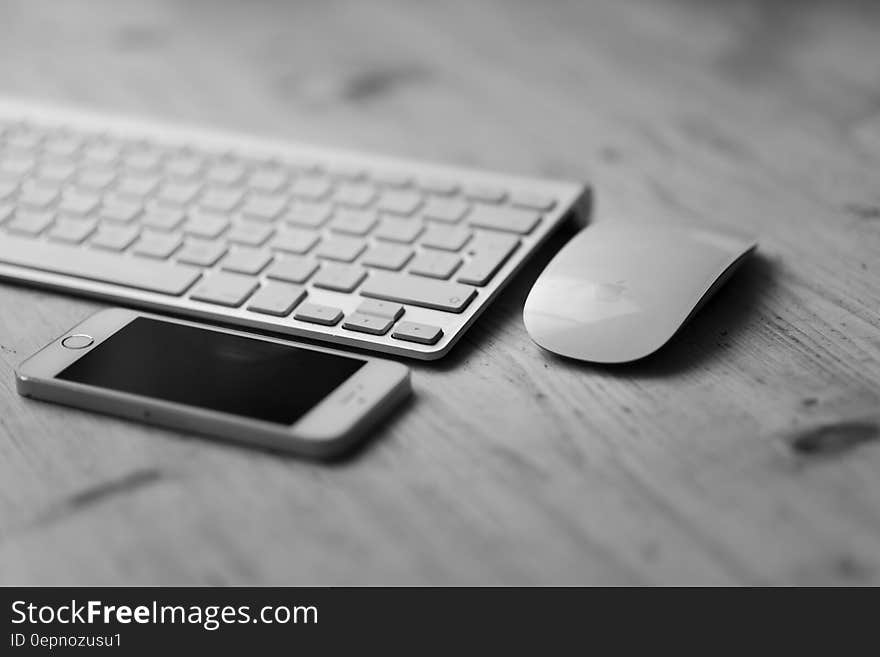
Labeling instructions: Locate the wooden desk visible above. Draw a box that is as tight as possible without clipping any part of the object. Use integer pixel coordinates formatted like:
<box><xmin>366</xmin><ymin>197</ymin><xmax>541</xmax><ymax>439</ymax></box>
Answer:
<box><xmin>1</xmin><ymin>0</ymin><xmax>878</xmax><ymax>585</ymax></box>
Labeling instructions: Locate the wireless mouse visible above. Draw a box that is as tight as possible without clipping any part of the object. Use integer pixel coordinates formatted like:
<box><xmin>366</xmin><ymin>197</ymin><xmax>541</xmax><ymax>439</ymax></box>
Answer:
<box><xmin>523</xmin><ymin>220</ymin><xmax>757</xmax><ymax>363</ymax></box>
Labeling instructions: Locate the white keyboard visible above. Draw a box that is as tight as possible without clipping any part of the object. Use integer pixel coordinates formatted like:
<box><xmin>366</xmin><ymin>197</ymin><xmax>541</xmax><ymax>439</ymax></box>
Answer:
<box><xmin>0</xmin><ymin>100</ymin><xmax>587</xmax><ymax>359</ymax></box>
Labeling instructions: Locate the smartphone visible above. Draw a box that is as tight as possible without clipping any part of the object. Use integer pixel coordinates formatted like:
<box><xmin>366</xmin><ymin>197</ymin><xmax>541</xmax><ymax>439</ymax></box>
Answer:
<box><xmin>15</xmin><ymin>308</ymin><xmax>411</xmax><ymax>457</ymax></box>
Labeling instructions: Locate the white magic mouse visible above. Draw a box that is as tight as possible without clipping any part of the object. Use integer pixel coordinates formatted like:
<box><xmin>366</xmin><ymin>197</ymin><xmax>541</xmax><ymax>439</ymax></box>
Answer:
<box><xmin>523</xmin><ymin>220</ymin><xmax>757</xmax><ymax>363</ymax></box>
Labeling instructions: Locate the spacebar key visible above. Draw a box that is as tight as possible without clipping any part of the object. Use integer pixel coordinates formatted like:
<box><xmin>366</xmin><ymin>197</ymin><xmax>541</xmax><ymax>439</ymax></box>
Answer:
<box><xmin>0</xmin><ymin>234</ymin><xmax>201</xmax><ymax>296</ymax></box>
<box><xmin>361</xmin><ymin>272</ymin><xmax>476</xmax><ymax>313</ymax></box>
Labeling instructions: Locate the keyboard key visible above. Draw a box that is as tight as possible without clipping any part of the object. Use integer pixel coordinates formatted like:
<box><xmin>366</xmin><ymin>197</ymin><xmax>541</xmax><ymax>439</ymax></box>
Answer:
<box><xmin>177</xmin><ymin>239</ymin><xmax>228</xmax><ymax>267</ymax></box>
<box><xmin>157</xmin><ymin>181</ymin><xmax>201</xmax><ymax>206</ymax></box>
<box><xmin>315</xmin><ymin>236</ymin><xmax>366</xmax><ymax>262</ymax></box>
<box><xmin>36</xmin><ymin>161</ymin><xmax>77</xmax><ymax>184</ymax></box>
<box><xmin>43</xmin><ymin>137</ymin><xmax>82</xmax><ymax>157</ymax></box>
<box><xmin>242</xmin><ymin>193</ymin><xmax>287</xmax><ymax>221</ymax></box>
<box><xmin>312</xmin><ymin>263</ymin><xmax>366</xmax><ymax>292</ymax></box>
<box><xmin>7</xmin><ymin>211</ymin><xmax>54</xmax><ymax>236</ymax></box>
<box><xmin>510</xmin><ymin>192</ymin><xmax>556</xmax><ymax>211</ymax></box>
<box><xmin>284</xmin><ymin>201</ymin><xmax>332</xmax><ymax>228</ymax></box>
<box><xmin>420</xmin><ymin>224</ymin><xmax>472</xmax><ymax>251</ymax></box>
<box><xmin>199</xmin><ymin>186</ymin><xmax>244</xmax><ymax>212</ymax></box>
<box><xmin>4</xmin><ymin>130</ymin><xmax>42</xmax><ymax>151</ymax></box>
<box><xmin>133</xmin><ymin>231</ymin><xmax>182</xmax><ymax>259</ymax></box>
<box><xmin>247</xmin><ymin>281</ymin><xmax>306</xmax><ymax>316</ymax></box>
<box><xmin>329</xmin><ymin>208</ymin><xmax>377</xmax><ymax>235</ymax></box>
<box><xmin>373</xmin><ymin>171</ymin><xmax>412</xmax><ymax>188</ymax></box>
<box><xmin>418</xmin><ymin>178</ymin><xmax>459</xmax><ymax>196</ymax></box>
<box><xmin>248</xmin><ymin>167</ymin><xmax>288</xmax><ymax>193</ymax></box>
<box><xmin>362</xmin><ymin>243</ymin><xmax>413</xmax><ymax>270</ymax></box>
<box><xmin>91</xmin><ymin>224</ymin><xmax>140</xmax><ymax>251</ymax></box>
<box><xmin>6</xmin><ymin>128</ymin><xmax>43</xmax><ymax>151</ymax></box>
<box><xmin>0</xmin><ymin>155</ymin><xmax>35</xmax><ymax>179</ymax></box>
<box><xmin>357</xmin><ymin>298</ymin><xmax>404</xmax><ymax>320</ymax></box>
<box><xmin>469</xmin><ymin>231</ymin><xmax>521</xmax><ymax>253</ymax></box>
<box><xmin>115</xmin><ymin>174</ymin><xmax>159</xmax><ymax>198</ymax></box>
<box><xmin>457</xmin><ymin>233</ymin><xmax>520</xmax><ymax>286</ymax></box>
<box><xmin>290</xmin><ymin>176</ymin><xmax>332</xmax><ymax>201</ymax></box>
<box><xmin>141</xmin><ymin>207</ymin><xmax>186</xmax><ymax>231</ymax></box>
<box><xmin>125</xmin><ymin>149</ymin><xmax>163</xmax><ymax>172</ymax></box>
<box><xmin>190</xmin><ymin>272</ymin><xmax>259</xmax><ymax>307</ymax></box>
<box><xmin>342</xmin><ymin>312</ymin><xmax>394</xmax><ymax>336</ymax></box>
<box><xmin>334</xmin><ymin>183</ymin><xmax>376</xmax><ymax>208</ymax></box>
<box><xmin>421</xmin><ymin>197</ymin><xmax>470</xmax><ymax>224</ymax></box>
<box><xmin>361</xmin><ymin>272</ymin><xmax>476</xmax><ymax>312</ymax></box>
<box><xmin>0</xmin><ymin>234</ymin><xmax>201</xmax><ymax>296</ymax></box>
<box><xmin>409</xmin><ymin>251</ymin><xmax>462</xmax><ymax>279</ymax></box>
<box><xmin>220</xmin><ymin>247</ymin><xmax>273</xmax><ymax>275</ymax></box>
<box><xmin>58</xmin><ymin>191</ymin><xmax>100</xmax><ymax>215</ymax></box>
<box><xmin>294</xmin><ymin>302</ymin><xmax>343</xmax><ymax>326</ymax></box>
<box><xmin>88</xmin><ymin>143</ymin><xmax>123</xmax><ymax>167</ymax></box>
<box><xmin>47</xmin><ymin>217</ymin><xmax>96</xmax><ymax>244</ymax></box>
<box><xmin>266</xmin><ymin>256</ymin><xmax>319</xmax><ymax>284</ymax></box>
<box><xmin>272</xmin><ymin>227</ymin><xmax>319</xmax><ymax>254</ymax></box>
<box><xmin>100</xmin><ymin>199</ymin><xmax>142</xmax><ymax>224</ymax></box>
<box><xmin>76</xmin><ymin>167</ymin><xmax>116</xmax><ymax>190</ymax></box>
<box><xmin>391</xmin><ymin>321</ymin><xmax>443</xmax><ymax>345</ymax></box>
<box><xmin>284</xmin><ymin>156</ymin><xmax>321</xmax><ymax>174</ymax></box>
<box><xmin>466</xmin><ymin>204</ymin><xmax>541</xmax><ymax>234</ymax></box>
<box><xmin>374</xmin><ymin>216</ymin><xmax>423</xmax><ymax>243</ymax></box>
<box><xmin>0</xmin><ymin>181</ymin><xmax>16</xmax><ymax>200</ymax></box>
<box><xmin>327</xmin><ymin>163</ymin><xmax>366</xmax><ymax>181</ymax></box>
<box><xmin>18</xmin><ymin>185</ymin><xmax>58</xmax><ymax>209</ymax></box>
<box><xmin>184</xmin><ymin>211</ymin><xmax>229</xmax><ymax>239</ymax></box>
<box><xmin>227</xmin><ymin>220</ymin><xmax>274</xmax><ymax>246</ymax></box>
<box><xmin>206</xmin><ymin>162</ymin><xmax>245</xmax><ymax>185</ymax></box>
<box><xmin>463</xmin><ymin>184</ymin><xmax>506</xmax><ymax>204</ymax></box>
<box><xmin>165</xmin><ymin>155</ymin><xmax>204</xmax><ymax>180</ymax></box>
<box><xmin>377</xmin><ymin>189</ymin><xmax>422</xmax><ymax>216</ymax></box>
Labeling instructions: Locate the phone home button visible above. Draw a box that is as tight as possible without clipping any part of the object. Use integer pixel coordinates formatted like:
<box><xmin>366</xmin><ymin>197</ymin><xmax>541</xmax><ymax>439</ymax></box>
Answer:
<box><xmin>61</xmin><ymin>334</ymin><xmax>94</xmax><ymax>349</ymax></box>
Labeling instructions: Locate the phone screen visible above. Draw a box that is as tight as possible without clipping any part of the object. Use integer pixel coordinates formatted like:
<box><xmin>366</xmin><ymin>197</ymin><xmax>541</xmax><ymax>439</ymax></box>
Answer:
<box><xmin>56</xmin><ymin>317</ymin><xmax>365</xmax><ymax>425</ymax></box>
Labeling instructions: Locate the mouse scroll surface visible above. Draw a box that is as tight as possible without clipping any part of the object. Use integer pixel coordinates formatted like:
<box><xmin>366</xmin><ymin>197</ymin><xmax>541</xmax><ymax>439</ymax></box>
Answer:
<box><xmin>523</xmin><ymin>221</ymin><xmax>756</xmax><ymax>363</ymax></box>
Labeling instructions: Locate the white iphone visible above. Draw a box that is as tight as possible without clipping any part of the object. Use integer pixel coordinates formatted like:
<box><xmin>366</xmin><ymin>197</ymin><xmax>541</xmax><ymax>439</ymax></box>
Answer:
<box><xmin>15</xmin><ymin>308</ymin><xmax>411</xmax><ymax>458</ymax></box>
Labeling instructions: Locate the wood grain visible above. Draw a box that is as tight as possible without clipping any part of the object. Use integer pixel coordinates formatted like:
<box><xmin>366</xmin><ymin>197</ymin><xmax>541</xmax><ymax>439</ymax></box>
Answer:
<box><xmin>0</xmin><ymin>0</ymin><xmax>879</xmax><ymax>585</ymax></box>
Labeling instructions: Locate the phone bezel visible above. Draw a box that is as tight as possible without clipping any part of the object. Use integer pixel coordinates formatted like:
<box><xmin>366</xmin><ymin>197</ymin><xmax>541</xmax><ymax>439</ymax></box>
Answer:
<box><xmin>15</xmin><ymin>308</ymin><xmax>411</xmax><ymax>457</ymax></box>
